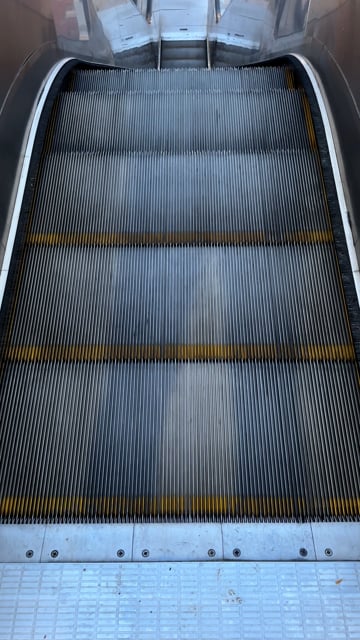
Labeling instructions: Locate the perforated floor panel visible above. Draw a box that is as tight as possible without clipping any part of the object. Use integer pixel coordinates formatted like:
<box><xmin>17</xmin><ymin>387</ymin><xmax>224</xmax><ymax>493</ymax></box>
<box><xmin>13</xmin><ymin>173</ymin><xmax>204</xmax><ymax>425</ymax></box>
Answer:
<box><xmin>0</xmin><ymin>561</ymin><xmax>359</xmax><ymax>639</ymax></box>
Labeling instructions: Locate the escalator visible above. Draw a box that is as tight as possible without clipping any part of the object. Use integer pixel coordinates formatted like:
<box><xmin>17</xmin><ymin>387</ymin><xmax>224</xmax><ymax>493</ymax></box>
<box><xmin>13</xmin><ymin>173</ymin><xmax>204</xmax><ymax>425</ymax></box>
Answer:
<box><xmin>0</xmin><ymin>63</ymin><xmax>359</xmax><ymax>524</ymax></box>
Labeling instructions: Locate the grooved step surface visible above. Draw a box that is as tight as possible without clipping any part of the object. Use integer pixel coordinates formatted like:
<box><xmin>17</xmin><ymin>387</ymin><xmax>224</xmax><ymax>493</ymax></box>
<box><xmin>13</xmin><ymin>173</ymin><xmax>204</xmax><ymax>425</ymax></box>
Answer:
<box><xmin>71</xmin><ymin>66</ymin><xmax>290</xmax><ymax>92</ymax></box>
<box><xmin>30</xmin><ymin>150</ymin><xmax>329</xmax><ymax>238</ymax></box>
<box><xmin>1</xmin><ymin>361</ymin><xmax>359</xmax><ymax>520</ymax></box>
<box><xmin>7</xmin><ymin>245</ymin><xmax>350</xmax><ymax>349</ymax></box>
<box><xmin>1</xmin><ymin>562</ymin><xmax>360</xmax><ymax>640</ymax></box>
<box><xmin>50</xmin><ymin>90</ymin><xmax>310</xmax><ymax>152</ymax></box>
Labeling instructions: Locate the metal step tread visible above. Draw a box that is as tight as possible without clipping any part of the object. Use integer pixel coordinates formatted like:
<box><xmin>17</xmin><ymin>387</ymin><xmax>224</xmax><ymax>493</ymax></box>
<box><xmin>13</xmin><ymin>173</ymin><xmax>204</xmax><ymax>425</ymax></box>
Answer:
<box><xmin>7</xmin><ymin>245</ymin><xmax>350</xmax><ymax>349</ymax></box>
<box><xmin>1</xmin><ymin>361</ymin><xmax>359</xmax><ymax>521</ymax></box>
<box><xmin>50</xmin><ymin>90</ymin><xmax>310</xmax><ymax>152</ymax></box>
<box><xmin>70</xmin><ymin>66</ymin><xmax>291</xmax><ymax>92</ymax></box>
<box><xmin>31</xmin><ymin>150</ymin><xmax>329</xmax><ymax>238</ymax></box>
<box><xmin>1</xmin><ymin>560</ymin><xmax>359</xmax><ymax>640</ymax></box>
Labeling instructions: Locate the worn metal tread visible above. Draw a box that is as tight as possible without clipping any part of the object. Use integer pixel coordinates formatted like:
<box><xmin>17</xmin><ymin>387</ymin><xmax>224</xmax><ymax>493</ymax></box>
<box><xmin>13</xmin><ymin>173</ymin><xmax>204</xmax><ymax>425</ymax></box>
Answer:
<box><xmin>49</xmin><ymin>90</ymin><xmax>310</xmax><ymax>152</ymax></box>
<box><xmin>6</xmin><ymin>245</ymin><xmax>351</xmax><ymax>349</ymax></box>
<box><xmin>0</xmin><ymin>361</ymin><xmax>359</xmax><ymax>521</ymax></box>
<box><xmin>70</xmin><ymin>66</ymin><xmax>291</xmax><ymax>92</ymax></box>
<box><xmin>30</xmin><ymin>150</ymin><xmax>329</xmax><ymax>238</ymax></box>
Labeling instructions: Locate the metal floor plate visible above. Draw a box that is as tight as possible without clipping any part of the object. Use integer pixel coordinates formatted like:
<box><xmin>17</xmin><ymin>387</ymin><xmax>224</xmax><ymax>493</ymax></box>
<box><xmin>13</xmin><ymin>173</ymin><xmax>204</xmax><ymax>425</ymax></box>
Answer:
<box><xmin>0</xmin><ymin>561</ymin><xmax>359</xmax><ymax>640</ymax></box>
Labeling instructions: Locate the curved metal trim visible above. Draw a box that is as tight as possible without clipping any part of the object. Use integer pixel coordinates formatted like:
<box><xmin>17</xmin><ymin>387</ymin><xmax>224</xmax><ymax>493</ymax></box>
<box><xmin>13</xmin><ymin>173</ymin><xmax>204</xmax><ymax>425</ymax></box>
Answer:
<box><xmin>0</xmin><ymin>57</ymin><xmax>74</xmax><ymax>308</ymax></box>
<box><xmin>289</xmin><ymin>53</ymin><xmax>360</xmax><ymax>304</ymax></box>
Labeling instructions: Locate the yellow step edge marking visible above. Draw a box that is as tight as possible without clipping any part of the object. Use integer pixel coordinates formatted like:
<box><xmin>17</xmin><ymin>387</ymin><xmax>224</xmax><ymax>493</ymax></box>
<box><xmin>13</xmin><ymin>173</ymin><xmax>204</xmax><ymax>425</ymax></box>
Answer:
<box><xmin>285</xmin><ymin>67</ymin><xmax>296</xmax><ymax>90</ymax></box>
<box><xmin>285</xmin><ymin>230</ymin><xmax>333</xmax><ymax>244</ymax></box>
<box><xmin>301</xmin><ymin>93</ymin><xmax>317</xmax><ymax>151</ymax></box>
<box><xmin>2</xmin><ymin>495</ymin><xmax>359</xmax><ymax>518</ymax></box>
<box><xmin>5</xmin><ymin>343</ymin><xmax>356</xmax><ymax>363</ymax></box>
<box><xmin>27</xmin><ymin>230</ymin><xmax>333</xmax><ymax>247</ymax></box>
<box><xmin>300</xmin><ymin>344</ymin><xmax>355</xmax><ymax>361</ymax></box>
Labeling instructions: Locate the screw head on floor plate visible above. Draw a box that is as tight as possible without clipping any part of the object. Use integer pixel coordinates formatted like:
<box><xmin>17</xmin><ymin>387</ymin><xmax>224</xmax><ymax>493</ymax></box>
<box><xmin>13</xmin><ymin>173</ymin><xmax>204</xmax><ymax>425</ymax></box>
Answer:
<box><xmin>25</xmin><ymin>550</ymin><xmax>34</xmax><ymax>559</ymax></box>
<box><xmin>117</xmin><ymin>549</ymin><xmax>125</xmax><ymax>558</ymax></box>
<box><xmin>299</xmin><ymin>548</ymin><xmax>308</xmax><ymax>558</ymax></box>
<box><xmin>50</xmin><ymin>549</ymin><xmax>59</xmax><ymax>559</ymax></box>
<box><xmin>324</xmin><ymin>548</ymin><xmax>333</xmax><ymax>557</ymax></box>
<box><xmin>233</xmin><ymin>548</ymin><xmax>241</xmax><ymax>558</ymax></box>
<box><xmin>208</xmin><ymin>548</ymin><xmax>216</xmax><ymax>558</ymax></box>
<box><xmin>142</xmin><ymin>549</ymin><xmax>150</xmax><ymax>558</ymax></box>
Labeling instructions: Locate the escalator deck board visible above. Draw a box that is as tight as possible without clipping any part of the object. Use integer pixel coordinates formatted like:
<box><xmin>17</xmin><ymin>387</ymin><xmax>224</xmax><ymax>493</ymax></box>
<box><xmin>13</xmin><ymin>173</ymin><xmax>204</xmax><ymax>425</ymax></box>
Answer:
<box><xmin>0</xmin><ymin>65</ymin><xmax>359</xmax><ymax>523</ymax></box>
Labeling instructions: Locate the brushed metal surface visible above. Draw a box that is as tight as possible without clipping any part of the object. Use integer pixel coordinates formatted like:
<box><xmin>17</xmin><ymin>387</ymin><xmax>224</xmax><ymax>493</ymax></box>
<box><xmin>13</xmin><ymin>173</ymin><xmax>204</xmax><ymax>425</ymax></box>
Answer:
<box><xmin>132</xmin><ymin>523</ymin><xmax>223</xmax><ymax>562</ymax></box>
<box><xmin>222</xmin><ymin>523</ymin><xmax>316</xmax><ymax>561</ymax></box>
<box><xmin>41</xmin><ymin>524</ymin><xmax>134</xmax><ymax>562</ymax></box>
<box><xmin>312</xmin><ymin>522</ymin><xmax>360</xmax><ymax>561</ymax></box>
<box><xmin>0</xmin><ymin>525</ymin><xmax>46</xmax><ymax>563</ymax></box>
<box><xmin>2</xmin><ymin>523</ymin><xmax>360</xmax><ymax>562</ymax></box>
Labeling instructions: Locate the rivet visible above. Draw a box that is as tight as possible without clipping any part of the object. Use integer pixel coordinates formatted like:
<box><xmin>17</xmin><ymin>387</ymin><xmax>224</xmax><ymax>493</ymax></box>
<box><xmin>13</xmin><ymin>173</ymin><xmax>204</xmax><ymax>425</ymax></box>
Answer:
<box><xmin>142</xmin><ymin>549</ymin><xmax>150</xmax><ymax>558</ymax></box>
<box><xmin>325</xmin><ymin>548</ymin><xmax>333</xmax><ymax>557</ymax></box>
<box><xmin>25</xmin><ymin>550</ymin><xmax>34</xmax><ymax>559</ymax></box>
<box><xmin>50</xmin><ymin>549</ymin><xmax>59</xmax><ymax>559</ymax></box>
<box><xmin>208</xmin><ymin>548</ymin><xmax>216</xmax><ymax>558</ymax></box>
<box><xmin>233</xmin><ymin>548</ymin><xmax>241</xmax><ymax>558</ymax></box>
<box><xmin>299</xmin><ymin>548</ymin><xmax>308</xmax><ymax>557</ymax></box>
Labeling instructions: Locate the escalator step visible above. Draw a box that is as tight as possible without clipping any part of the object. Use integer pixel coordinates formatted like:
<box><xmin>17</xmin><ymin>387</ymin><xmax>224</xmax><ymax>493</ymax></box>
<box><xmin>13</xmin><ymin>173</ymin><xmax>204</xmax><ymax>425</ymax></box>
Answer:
<box><xmin>50</xmin><ymin>90</ymin><xmax>310</xmax><ymax>152</ymax></box>
<box><xmin>29</xmin><ymin>150</ymin><xmax>329</xmax><ymax>240</ymax></box>
<box><xmin>70</xmin><ymin>66</ymin><xmax>290</xmax><ymax>92</ymax></box>
<box><xmin>1</xmin><ymin>360</ymin><xmax>359</xmax><ymax>521</ymax></box>
<box><xmin>6</xmin><ymin>245</ymin><xmax>351</xmax><ymax>352</ymax></box>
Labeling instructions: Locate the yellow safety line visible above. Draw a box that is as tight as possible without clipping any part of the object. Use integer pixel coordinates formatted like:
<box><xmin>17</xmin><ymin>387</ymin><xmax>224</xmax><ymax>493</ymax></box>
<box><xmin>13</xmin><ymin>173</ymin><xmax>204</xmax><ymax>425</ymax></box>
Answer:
<box><xmin>1</xmin><ymin>495</ymin><xmax>359</xmax><ymax>519</ymax></box>
<box><xmin>285</xmin><ymin>230</ymin><xmax>333</xmax><ymax>244</ymax></box>
<box><xmin>4</xmin><ymin>343</ymin><xmax>356</xmax><ymax>363</ymax></box>
<box><xmin>26</xmin><ymin>230</ymin><xmax>333</xmax><ymax>247</ymax></box>
<box><xmin>285</xmin><ymin>67</ymin><xmax>296</xmax><ymax>90</ymax></box>
<box><xmin>302</xmin><ymin>92</ymin><xmax>317</xmax><ymax>151</ymax></box>
<box><xmin>299</xmin><ymin>344</ymin><xmax>355</xmax><ymax>361</ymax></box>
